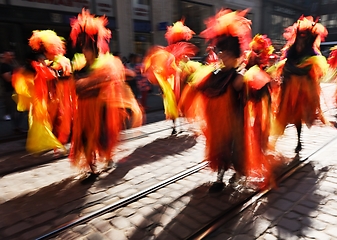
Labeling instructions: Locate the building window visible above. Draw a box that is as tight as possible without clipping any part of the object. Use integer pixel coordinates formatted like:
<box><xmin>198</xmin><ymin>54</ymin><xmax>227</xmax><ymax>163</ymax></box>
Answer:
<box><xmin>321</xmin><ymin>14</ymin><xmax>328</xmax><ymax>26</ymax></box>
<box><xmin>137</xmin><ymin>0</ymin><xmax>149</xmax><ymax>4</ymax></box>
<box><xmin>178</xmin><ymin>1</ymin><xmax>212</xmax><ymax>35</ymax></box>
<box><xmin>174</xmin><ymin>1</ymin><xmax>213</xmax><ymax>55</ymax></box>
<box><xmin>328</xmin><ymin>14</ymin><xmax>337</xmax><ymax>28</ymax></box>
<box><xmin>270</xmin><ymin>14</ymin><xmax>295</xmax><ymax>46</ymax></box>
<box><xmin>134</xmin><ymin>32</ymin><xmax>151</xmax><ymax>55</ymax></box>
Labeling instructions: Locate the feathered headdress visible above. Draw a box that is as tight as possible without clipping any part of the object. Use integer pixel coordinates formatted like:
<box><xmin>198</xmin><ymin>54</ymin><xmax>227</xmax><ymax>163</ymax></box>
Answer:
<box><xmin>248</xmin><ymin>34</ymin><xmax>274</xmax><ymax>67</ymax></box>
<box><xmin>70</xmin><ymin>8</ymin><xmax>111</xmax><ymax>54</ymax></box>
<box><xmin>282</xmin><ymin>15</ymin><xmax>328</xmax><ymax>56</ymax></box>
<box><xmin>249</xmin><ymin>34</ymin><xmax>274</xmax><ymax>55</ymax></box>
<box><xmin>29</xmin><ymin>30</ymin><xmax>66</xmax><ymax>56</ymax></box>
<box><xmin>328</xmin><ymin>46</ymin><xmax>337</xmax><ymax>69</ymax></box>
<box><xmin>199</xmin><ymin>9</ymin><xmax>252</xmax><ymax>54</ymax></box>
<box><xmin>165</xmin><ymin>20</ymin><xmax>195</xmax><ymax>45</ymax></box>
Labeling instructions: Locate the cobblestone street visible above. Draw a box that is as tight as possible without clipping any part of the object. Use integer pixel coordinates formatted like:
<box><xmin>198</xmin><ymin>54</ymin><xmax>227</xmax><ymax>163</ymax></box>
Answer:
<box><xmin>0</xmin><ymin>84</ymin><xmax>337</xmax><ymax>240</ymax></box>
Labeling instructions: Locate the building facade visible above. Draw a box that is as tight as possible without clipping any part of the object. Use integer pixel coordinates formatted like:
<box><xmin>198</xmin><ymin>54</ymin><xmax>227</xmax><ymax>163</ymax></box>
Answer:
<box><xmin>0</xmin><ymin>0</ymin><xmax>263</xmax><ymax>61</ymax></box>
<box><xmin>2</xmin><ymin>0</ymin><xmax>334</xmax><ymax>61</ymax></box>
<box><xmin>260</xmin><ymin>0</ymin><xmax>317</xmax><ymax>51</ymax></box>
<box><xmin>151</xmin><ymin>0</ymin><xmax>262</xmax><ymax>56</ymax></box>
<box><xmin>311</xmin><ymin>0</ymin><xmax>337</xmax><ymax>42</ymax></box>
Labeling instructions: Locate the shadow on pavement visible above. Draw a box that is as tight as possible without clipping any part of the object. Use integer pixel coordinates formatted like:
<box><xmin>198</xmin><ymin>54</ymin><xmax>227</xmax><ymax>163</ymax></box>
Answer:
<box><xmin>96</xmin><ymin>133</ymin><xmax>198</xmax><ymax>189</ymax></box>
<box><xmin>0</xmin><ymin>177</ymin><xmax>96</xmax><ymax>239</ymax></box>
<box><xmin>127</xmin><ymin>161</ymin><xmax>324</xmax><ymax>240</ymax></box>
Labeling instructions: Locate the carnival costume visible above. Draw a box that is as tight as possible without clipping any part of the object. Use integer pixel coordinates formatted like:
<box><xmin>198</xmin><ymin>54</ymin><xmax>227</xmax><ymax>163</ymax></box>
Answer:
<box><xmin>12</xmin><ymin>30</ymin><xmax>73</xmax><ymax>153</ymax></box>
<box><xmin>69</xmin><ymin>9</ymin><xmax>142</xmax><ymax>173</ymax></box>
<box><xmin>270</xmin><ymin>16</ymin><xmax>329</xmax><ymax>152</ymax></box>
<box><xmin>240</xmin><ymin>34</ymin><xmax>278</xmax><ymax>188</ymax></box>
<box><xmin>143</xmin><ymin>20</ymin><xmax>198</xmax><ymax>133</ymax></box>
<box><xmin>326</xmin><ymin>46</ymin><xmax>337</xmax><ymax>103</ymax></box>
<box><xmin>179</xmin><ymin>9</ymin><xmax>252</xmax><ymax>191</ymax></box>
<box><xmin>328</xmin><ymin>46</ymin><xmax>337</xmax><ymax>70</ymax></box>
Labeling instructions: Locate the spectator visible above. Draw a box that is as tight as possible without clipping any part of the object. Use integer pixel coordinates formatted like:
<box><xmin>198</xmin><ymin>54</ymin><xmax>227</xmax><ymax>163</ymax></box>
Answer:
<box><xmin>0</xmin><ymin>49</ymin><xmax>25</xmax><ymax>133</ymax></box>
<box><xmin>125</xmin><ymin>53</ymin><xmax>139</xmax><ymax>98</ymax></box>
<box><xmin>134</xmin><ymin>54</ymin><xmax>151</xmax><ymax>110</ymax></box>
<box><xmin>0</xmin><ymin>50</ymin><xmax>15</xmax><ymax>121</ymax></box>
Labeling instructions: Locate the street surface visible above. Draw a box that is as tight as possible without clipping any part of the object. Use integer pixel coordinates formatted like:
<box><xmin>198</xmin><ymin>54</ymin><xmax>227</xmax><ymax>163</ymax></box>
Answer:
<box><xmin>0</xmin><ymin>83</ymin><xmax>337</xmax><ymax>240</ymax></box>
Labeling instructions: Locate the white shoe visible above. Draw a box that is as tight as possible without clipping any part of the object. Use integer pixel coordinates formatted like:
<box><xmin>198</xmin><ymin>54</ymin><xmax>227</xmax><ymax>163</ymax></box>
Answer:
<box><xmin>3</xmin><ymin>115</ymin><xmax>11</xmax><ymax>121</ymax></box>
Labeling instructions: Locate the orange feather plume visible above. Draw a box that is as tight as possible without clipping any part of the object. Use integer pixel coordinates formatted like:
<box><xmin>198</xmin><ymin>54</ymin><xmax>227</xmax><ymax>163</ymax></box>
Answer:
<box><xmin>165</xmin><ymin>19</ymin><xmax>195</xmax><ymax>45</ymax></box>
<box><xmin>328</xmin><ymin>46</ymin><xmax>337</xmax><ymax>69</ymax></box>
<box><xmin>70</xmin><ymin>8</ymin><xmax>111</xmax><ymax>54</ymax></box>
<box><xmin>281</xmin><ymin>15</ymin><xmax>328</xmax><ymax>56</ymax></box>
<box><xmin>28</xmin><ymin>30</ymin><xmax>66</xmax><ymax>56</ymax></box>
<box><xmin>200</xmin><ymin>9</ymin><xmax>252</xmax><ymax>54</ymax></box>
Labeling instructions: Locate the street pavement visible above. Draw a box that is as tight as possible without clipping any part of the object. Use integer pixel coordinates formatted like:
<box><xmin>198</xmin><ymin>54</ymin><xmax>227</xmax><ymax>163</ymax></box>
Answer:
<box><xmin>0</xmin><ymin>83</ymin><xmax>337</xmax><ymax>240</ymax></box>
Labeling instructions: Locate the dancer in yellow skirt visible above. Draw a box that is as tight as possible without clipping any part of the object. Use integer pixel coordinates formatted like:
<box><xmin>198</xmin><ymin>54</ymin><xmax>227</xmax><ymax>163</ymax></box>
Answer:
<box><xmin>12</xmin><ymin>30</ymin><xmax>73</xmax><ymax>154</ymax></box>
<box><xmin>143</xmin><ymin>20</ymin><xmax>198</xmax><ymax>134</ymax></box>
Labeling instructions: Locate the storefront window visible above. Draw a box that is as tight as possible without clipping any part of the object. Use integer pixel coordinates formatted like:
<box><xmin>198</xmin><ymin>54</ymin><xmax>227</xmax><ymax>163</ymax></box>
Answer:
<box><xmin>132</xmin><ymin>0</ymin><xmax>151</xmax><ymax>55</ymax></box>
<box><xmin>179</xmin><ymin>1</ymin><xmax>212</xmax><ymax>35</ymax></box>
<box><xmin>134</xmin><ymin>32</ymin><xmax>152</xmax><ymax>55</ymax></box>
<box><xmin>270</xmin><ymin>14</ymin><xmax>294</xmax><ymax>43</ymax></box>
<box><xmin>137</xmin><ymin>0</ymin><xmax>149</xmax><ymax>4</ymax></box>
<box><xmin>110</xmin><ymin>29</ymin><xmax>118</xmax><ymax>54</ymax></box>
<box><xmin>172</xmin><ymin>1</ymin><xmax>212</xmax><ymax>55</ymax></box>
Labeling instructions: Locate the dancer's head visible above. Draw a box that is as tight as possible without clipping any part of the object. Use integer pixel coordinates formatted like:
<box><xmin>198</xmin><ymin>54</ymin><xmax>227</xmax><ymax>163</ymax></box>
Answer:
<box><xmin>70</xmin><ymin>8</ymin><xmax>111</xmax><ymax>62</ymax></box>
<box><xmin>246</xmin><ymin>34</ymin><xmax>274</xmax><ymax>69</ymax></box>
<box><xmin>28</xmin><ymin>30</ymin><xmax>66</xmax><ymax>60</ymax></box>
<box><xmin>282</xmin><ymin>15</ymin><xmax>328</xmax><ymax>58</ymax></box>
<box><xmin>215</xmin><ymin>35</ymin><xmax>241</xmax><ymax>69</ymax></box>
<box><xmin>200</xmin><ymin>9</ymin><xmax>252</xmax><ymax>68</ymax></box>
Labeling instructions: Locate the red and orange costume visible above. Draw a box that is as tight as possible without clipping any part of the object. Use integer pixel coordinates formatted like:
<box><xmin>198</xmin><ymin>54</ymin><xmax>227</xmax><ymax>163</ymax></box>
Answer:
<box><xmin>270</xmin><ymin>16</ymin><xmax>329</xmax><ymax>152</ymax></box>
<box><xmin>178</xmin><ymin>9</ymin><xmax>252</xmax><ymax>190</ymax></box>
<box><xmin>12</xmin><ymin>30</ymin><xmax>73</xmax><ymax>153</ymax></box>
<box><xmin>143</xmin><ymin>20</ymin><xmax>198</xmax><ymax>131</ymax></box>
<box><xmin>69</xmin><ymin>9</ymin><xmax>142</xmax><ymax>173</ymax></box>
<box><xmin>240</xmin><ymin>34</ymin><xmax>277</xmax><ymax>188</ymax></box>
<box><xmin>180</xmin><ymin>10</ymin><xmax>286</xmax><ymax>190</ymax></box>
<box><xmin>325</xmin><ymin>46</ymin><xmax>337</xmax><ymax>103</ymax></box>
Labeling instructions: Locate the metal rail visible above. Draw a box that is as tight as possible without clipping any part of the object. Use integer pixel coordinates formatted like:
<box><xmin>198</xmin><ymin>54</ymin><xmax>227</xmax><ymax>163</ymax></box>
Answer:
<box><xmin>187</xmin><ymin>135</ymin><xmax>337</xmax><ymax>239</ymax></box>
<box><xmin>35</xmin><ymin>161</ymin><xmax>208</xmax><ymax>240</ymax></box>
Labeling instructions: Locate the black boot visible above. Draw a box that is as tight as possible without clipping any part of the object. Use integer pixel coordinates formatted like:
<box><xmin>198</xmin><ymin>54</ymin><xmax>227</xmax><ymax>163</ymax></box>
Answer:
<box><xmin>209</xmin><ymin>181</ymin><xmax>225</xmax><ymax>193</ymax></box>
<box><xmin>209</xmin><ymin>168</ymin><xmax>225</xmax><ymax>193</ymax></box>
<box><xmin>295</xmin><ymin>141</ymin><xmax>302</xmax><ymax>153</ymax></box>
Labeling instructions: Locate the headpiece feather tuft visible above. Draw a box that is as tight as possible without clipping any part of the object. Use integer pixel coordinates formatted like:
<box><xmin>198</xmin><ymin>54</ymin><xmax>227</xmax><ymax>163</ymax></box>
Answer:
<box><xmin>165</xmin><ymin>19</ymin><xmax>195</xmax><ymax>45</ymax></box>
<box><xmin>281</xmin><ymin>15</ymin><xmax>328</xmax><ymax>56</ymax></box>
<box><xmin>70</xmin><ymin>8</ymin><xmax>111</xmax><ymax>54</ymax></box>
<box><xmin>28</xmin><ymin>30</ymin><xmax>66</xmax><ymax>56</ymax></box>
<box><xmin>199</xmin><ymin>9</ymin><xmax>252</xmax><ymax>54</ymax></box>
<box><xmin>249</xmin><ymin>34</ymin><xmax>274</xmax><ymax>66</ymax></box>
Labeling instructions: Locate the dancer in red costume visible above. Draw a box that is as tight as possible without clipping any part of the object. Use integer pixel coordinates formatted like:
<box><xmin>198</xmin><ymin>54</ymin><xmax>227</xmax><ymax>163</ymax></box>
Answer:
<box><xmin>271</xmin><ymin>16</ymin><xmax>329</xmax><ymax>153</ymax></box>
<box><xmin>179</xmin><ymin>9</ymin><xmax>252</xmax><ymax>192</ymax></box>
<box><xmin>12</xmin><ymin>30</ymin><xmax>73</xmax><ymax>153</ymax></box>
<box><xmin>69</xmin><ymin>9</ymin><xmax>142</xmax><ymax>177</ymax></box>
<box><xmin>239</xmin><ymin>34</ymin><xmax>280</xmax><ymax>189</ymax></box>
<box><xmin>322</xmin><ymin>46</ymin><xmax>337</xmax><ymax>104</ymax></box>
<box><xmin>143</xmin><ymin>20</ymin><xmax>198</xmax><ymax>134</ymax></box>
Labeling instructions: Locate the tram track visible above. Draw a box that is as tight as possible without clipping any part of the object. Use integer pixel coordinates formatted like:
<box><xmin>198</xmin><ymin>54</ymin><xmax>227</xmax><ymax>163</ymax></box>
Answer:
<box><xmin>32</xmin><ymin>128</ymin><xmax>337</xmax><ymax>240</ymax></box>
<box><xmin>36</xmin><ymin>162</ymin><xmax>208</xmax><ymax>240</ymax></box>
<box><xmin>187</xmin><ymin>135</ymin><xmax>337</xmax><ymax>240</ymax></box>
